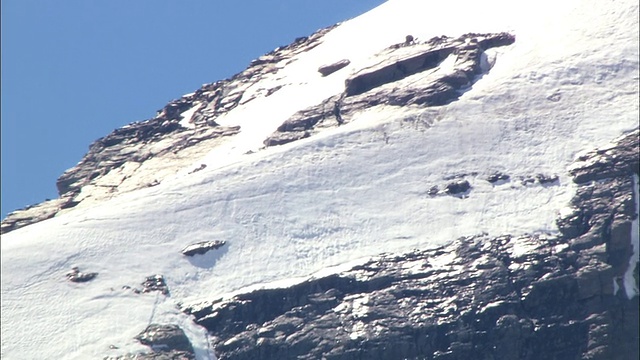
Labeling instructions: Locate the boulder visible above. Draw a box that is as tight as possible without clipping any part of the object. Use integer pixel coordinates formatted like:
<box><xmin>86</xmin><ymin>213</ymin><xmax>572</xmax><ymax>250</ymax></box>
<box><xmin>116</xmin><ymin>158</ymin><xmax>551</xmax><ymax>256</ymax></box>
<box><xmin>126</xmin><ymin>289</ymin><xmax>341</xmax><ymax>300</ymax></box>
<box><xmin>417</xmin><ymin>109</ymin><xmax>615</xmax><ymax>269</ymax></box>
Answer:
<box><xmin>181</xmin><ymin>240</ymin><xmax>226</xmax><ymax>256</ymax></box>
<box><xmin>445</xmin><ymin>179</ymin><xmax>471</xmax><ymax>195</ymax></box>
<box><xmin>487</xmin><ymin>172</ymin><xmax>510</xmax><ymax>183</ymax></box>
<box><xmin>135</xmin><ymin>324</ymin><xmax>195</xmax><ymax>354</ymax></box>
<box><xmin>66</xmin><ymin>267</ymin><xmax>98</xmax><ymax>283</ymax></box>
<box><xmin>317</xmin><ymin>59</ymin><xmax>350</xmax><ymax>77</ymax></box>
<box><xmin>108</xmin><ymin>324</ymin><xmax>196</xmax><ymax>360</ymax></box>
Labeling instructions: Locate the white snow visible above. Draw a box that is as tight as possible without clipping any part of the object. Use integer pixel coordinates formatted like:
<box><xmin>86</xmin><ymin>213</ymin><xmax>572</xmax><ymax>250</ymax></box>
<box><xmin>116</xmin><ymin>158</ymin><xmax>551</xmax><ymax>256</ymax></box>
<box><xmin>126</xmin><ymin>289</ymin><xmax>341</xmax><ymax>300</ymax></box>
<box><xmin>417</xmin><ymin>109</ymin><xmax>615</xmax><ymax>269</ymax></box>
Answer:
<box><xmin>178</xmin><ymin>105</ymin><xmax>200</xmax><ymax>129</ymax></box>
<box><xmin>1</xmin><ymin>0</ymin><xmax>639</xmax><ymax>359</ymax></box>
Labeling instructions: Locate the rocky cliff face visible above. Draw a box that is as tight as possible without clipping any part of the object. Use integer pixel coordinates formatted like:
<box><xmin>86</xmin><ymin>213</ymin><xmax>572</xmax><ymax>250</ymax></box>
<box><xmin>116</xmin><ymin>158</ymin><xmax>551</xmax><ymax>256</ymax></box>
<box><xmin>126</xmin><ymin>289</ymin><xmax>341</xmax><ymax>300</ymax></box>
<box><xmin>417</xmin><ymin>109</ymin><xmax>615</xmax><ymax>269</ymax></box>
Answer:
<box><xmin>183</xmin><ymin>130</ymin><xmax>639</xmax><ymax>360</ymax></box>
<box><xmin>1</xmin><ymin>30</ymin><xmax>513</xmax><ymax>234</ymax></box>
<box><xmin>1</xmin><ymin>26</ymin><xmax>335</xmax><ymax>234</ymax></box>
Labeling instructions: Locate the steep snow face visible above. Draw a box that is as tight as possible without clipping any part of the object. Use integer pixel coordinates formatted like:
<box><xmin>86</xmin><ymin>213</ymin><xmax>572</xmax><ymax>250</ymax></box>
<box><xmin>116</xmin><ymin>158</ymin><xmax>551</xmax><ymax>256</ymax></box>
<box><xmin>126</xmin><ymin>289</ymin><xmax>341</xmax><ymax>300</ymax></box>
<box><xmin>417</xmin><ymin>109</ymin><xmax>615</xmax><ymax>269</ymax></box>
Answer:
<box><xmin>1</xmin><ymin>0</ymin><xmax>638</xmax><ymax>359</ymax></box>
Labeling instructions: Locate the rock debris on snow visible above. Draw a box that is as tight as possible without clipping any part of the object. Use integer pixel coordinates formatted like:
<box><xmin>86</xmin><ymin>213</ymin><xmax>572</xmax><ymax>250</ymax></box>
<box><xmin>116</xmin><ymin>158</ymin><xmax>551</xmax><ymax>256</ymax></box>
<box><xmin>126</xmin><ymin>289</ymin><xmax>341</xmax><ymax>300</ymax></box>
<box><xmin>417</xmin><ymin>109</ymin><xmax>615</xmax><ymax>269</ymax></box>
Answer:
<box><xmin>181</xmin><ymin>240</ymin><xmax>226</xmax><ymax>257</ymax></box>
<box><xmin>66</xmin><ymin>267</ymin><xmax>98</xmax><ymax>283</ymax></box>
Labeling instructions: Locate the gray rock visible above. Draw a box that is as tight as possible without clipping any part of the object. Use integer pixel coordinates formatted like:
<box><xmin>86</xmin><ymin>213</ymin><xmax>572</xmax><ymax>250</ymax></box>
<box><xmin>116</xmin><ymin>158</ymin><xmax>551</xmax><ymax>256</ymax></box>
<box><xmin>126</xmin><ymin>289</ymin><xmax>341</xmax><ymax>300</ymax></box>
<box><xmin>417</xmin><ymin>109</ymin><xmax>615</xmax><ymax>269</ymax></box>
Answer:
<box><xmin>141</xmin><ymin>274</ymin><xmax>170</xmax><ymax>295</ymax></box>
<box><xmin>107</xmin><ymin>324</ymin><xmax>195</xmax><ymax>360</ymax></box>
<box><xmin>487</xmin><ymin>172</ymin><xmax>510</xmax><ymax>183</ymax></box>
<box><xmin>66</xmin><ymin>267</ymin><xmax>98</xmax><ymax>283</ymax></box>
<box><xmin>535</xmin><ymin>173</ymin><xmax>559</xmax><ymax>184</ymax></box>
<box><xmin>181</xmin><ymin>240</ymin><xmax>226</xmax><ymax>256</ymax></box>
<box><xmin>108</xmin><ymin>350</ymin><xmax>194</xmax><ymax>360</ymax></box>
<box><xmin>570</xmin><ymin>130</ymin><xmax>639</xmax><ymax>184</ymax></box>
<box><xmin>135</xmin><ymin>324</ymin><xmax>195</xmax><ymax>354</ymax></box>
<box><xmin>405</xmin><ymin>34</ymin><xmax>414</xmax><ymax>44</ymax></box>
<box><xmin>445</xmin><ymin>179</ymin><xmax>471</xmax><ymax>195</ymax></box>
<box><xmin>318</xmin><ymin>59</ymin><xmax>350</xmax><ymax>77</ymax></box>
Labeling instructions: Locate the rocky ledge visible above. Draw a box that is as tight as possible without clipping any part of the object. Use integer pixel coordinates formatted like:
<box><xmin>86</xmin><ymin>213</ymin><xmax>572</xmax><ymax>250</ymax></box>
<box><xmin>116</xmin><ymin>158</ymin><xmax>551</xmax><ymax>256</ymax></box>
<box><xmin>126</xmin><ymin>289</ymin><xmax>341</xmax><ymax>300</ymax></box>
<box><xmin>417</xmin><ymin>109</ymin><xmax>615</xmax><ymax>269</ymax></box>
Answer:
<box><xmin>183</xmin><ymin>130</ymin><xmax>639</xmax><ymax>360</ymax></box>
<box><xmin>1</xmin><ymin>26</ymin><xmax>336</xmax><ymax>234</ymax></box>
<box><xmin>263</xmin><ymin>32</ymin><xmax>515</xmax><ymax>147</ymax></box>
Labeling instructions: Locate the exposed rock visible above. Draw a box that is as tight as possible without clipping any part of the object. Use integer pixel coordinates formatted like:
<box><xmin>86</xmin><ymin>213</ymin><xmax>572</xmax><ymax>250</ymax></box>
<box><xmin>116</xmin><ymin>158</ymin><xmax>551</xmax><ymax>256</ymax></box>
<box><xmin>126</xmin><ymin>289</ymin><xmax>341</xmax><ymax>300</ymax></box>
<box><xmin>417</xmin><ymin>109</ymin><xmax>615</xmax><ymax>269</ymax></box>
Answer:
<box><xmin>66</xmin><ymin>266</ymin><xmax>98</xmax><ymax>283</ymax></box>
<box><xmin>345</xmin><ymin>32</ymin><xmax>514</xmax><ymax>97</ymax></box>
<box><xmin>183</xmin><ymin>132</ymin><xmax>639</xmax><ymax>360</ymax></box>
<box><xmin>0</xmin><ymin>197</ymin><xmax>72</xmax><ymax>234</ymax></box>
<box><xmin>181</xmin><ymin>240</ymin><xmax>226</xmax><ymax>256</ymax></box>
<box><xmin>265</xmin><ymin>32</ymin><xmax>515</xmax><ymax>147</ymax></box>
<box><xmin>1</xmin><ymin>25</ymin><xmax>338</xmax><ymax>234</ymax></box>
<box><xmin>141</xmin><ymin>275</ymin><xmax>170</xmax><ymax>295</ymax></box>
<box><xmin>135</xmin><ymin>324</ymin><xmax>195</xmax><ymax>354</ymax></box>
<box><xmin>188</xmin><ymin>164</ymin><xmax>207</xmax><ymax>174</ymax></box>
<box><xmin>487</xmin><ymin>172</ymin><xmax>510</xmax><ymax>183</ymax></box>
<box><xmin>108</xmin><ymin>352</ymin><xmax>194</xmax><ymax>360</ymax></box>
<box><xmin>569</xmin><ymin>130</ymin><xmax>639</xmax><ymax>184</ymax></box>
<box><xmin>107</xmin><ymin>324</ymin><xmax>195</xmax><ymax>360</ymax></box>
<box><xmin>318</xmin><ymin>59</ymin><xmax>351</xmax><ymax>76</ymax></box>
<box><xmin>186</xmin><ymin>231</ymin><xmax>635</xmax><ymax>360</ymax></box>
<box><xmin>535</xmin><ymin>173</ymin><xmax>559</xmax><ymax>184</ymax></box>
<box><xmin>405</xmin><ymin>34</ymin><xmax>414</xmax><ymax>44</ymax></box>
<box><xmin>445</xmin><ymin>179</ymin><xmax>471</xmax><ymax>195</ymax></box>
<box><xmin>519</xmin><ymin>173</ymin><xmax>560</xmax><ymax>186</ymax></box>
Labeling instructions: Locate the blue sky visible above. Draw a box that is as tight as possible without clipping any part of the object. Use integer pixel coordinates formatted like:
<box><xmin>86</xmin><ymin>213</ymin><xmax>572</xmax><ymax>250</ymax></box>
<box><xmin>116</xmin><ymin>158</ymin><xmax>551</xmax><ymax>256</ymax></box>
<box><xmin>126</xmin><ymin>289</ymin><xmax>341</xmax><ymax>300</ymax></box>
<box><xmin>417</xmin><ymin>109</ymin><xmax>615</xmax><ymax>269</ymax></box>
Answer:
<box><xmin>1</xmin><ymin>0</ymin><xmax>386</xmax><ymax>218</ymax></box>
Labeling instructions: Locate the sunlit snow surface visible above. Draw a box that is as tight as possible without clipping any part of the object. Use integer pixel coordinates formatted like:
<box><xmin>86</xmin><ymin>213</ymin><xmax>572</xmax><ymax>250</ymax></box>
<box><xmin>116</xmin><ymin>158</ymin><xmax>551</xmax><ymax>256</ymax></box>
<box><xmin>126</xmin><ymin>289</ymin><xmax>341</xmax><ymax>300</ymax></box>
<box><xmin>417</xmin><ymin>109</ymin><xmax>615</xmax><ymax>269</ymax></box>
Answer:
<box><xmin>2</xmin><ymin>0</ymin><xmax>639</xmax><ymax>359</ymax></box>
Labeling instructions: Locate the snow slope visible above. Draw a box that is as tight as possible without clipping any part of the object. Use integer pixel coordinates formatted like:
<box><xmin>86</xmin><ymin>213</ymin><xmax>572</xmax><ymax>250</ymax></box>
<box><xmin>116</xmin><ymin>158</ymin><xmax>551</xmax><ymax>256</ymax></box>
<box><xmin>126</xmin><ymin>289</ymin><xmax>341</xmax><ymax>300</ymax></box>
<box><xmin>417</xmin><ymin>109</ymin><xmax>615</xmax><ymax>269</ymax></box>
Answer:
<box><xmin>2</xmin><ymin>0</ymin><xmax>638</xmax><ymax>359</ymax></box>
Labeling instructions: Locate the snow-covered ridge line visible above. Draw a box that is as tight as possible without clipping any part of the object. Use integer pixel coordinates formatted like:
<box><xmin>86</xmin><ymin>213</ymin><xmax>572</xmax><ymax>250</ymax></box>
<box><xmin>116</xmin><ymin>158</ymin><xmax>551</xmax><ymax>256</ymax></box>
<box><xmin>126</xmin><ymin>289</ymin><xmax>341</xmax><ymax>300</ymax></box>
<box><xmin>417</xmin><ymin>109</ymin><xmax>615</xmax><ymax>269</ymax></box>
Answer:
<box><xmin>0</xmin><ymin>25</ymin><xmax>338</xmax><ymax>234</ymax></box>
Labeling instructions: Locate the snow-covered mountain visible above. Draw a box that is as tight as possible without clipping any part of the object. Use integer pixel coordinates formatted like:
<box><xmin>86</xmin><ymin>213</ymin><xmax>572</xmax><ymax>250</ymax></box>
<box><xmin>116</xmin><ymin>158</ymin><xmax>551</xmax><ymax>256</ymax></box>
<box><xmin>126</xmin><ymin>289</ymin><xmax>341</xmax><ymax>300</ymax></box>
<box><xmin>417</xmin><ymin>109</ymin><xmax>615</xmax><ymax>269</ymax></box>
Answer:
<box><xmin>1</xmin><ymin>0</ymin><xmax>638</xmax><ymax>359</ymax></box>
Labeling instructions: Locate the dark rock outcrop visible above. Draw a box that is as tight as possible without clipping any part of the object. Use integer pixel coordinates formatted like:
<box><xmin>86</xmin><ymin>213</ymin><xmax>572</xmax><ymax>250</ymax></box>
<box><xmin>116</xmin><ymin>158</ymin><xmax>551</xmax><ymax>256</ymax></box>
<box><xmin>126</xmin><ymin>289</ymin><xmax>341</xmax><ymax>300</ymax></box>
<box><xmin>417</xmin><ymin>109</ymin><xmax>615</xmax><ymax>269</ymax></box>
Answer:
<box><xmin>141</xmin><ymin>274</ymin><xmax>170</xmax><ymax>295</ymax></box>
<box><xmin>569</xmin><ymin>130</ymin><xmax>639</xmax><ymax>184</ymax></box>
<box><xmin>183</xmin><ymin>130</ymin><xmax>639</xmax><ymax>360</ymax></box>
<box><xmin>110</xmin><ymin>352</ymin><xmax>194</xmax><ymax>360</ymax></box>
<box><xmin>487</xmin><ymin>172</ymin><xmax>510</xmax><ymax>183</ymax></box>
<box><xmin>182</xmin><ymin>240</ymin><xmax>226</xmax><ymax>256</ymax></box>
<box><xmin>265</xmin><ymin>32</ymin><xmax>515</xmax><ymax>147</ymax></box>
<box><xmin>66</xmin><ymin>266</ymin><xmax>98</xmax><ymax>283</ymax></box>
<box><xmin>122</xmin><ymin>274</ymin><xmax>171</xmax><ymax>295</ymax></box>
<box><xmin>108</xmin><ymin>324</ymin><xmax>195</xmax><ymax>360</ymax></box>
<box><xmin>135</xmin><ymin>324</ymin><xmax>195</xmax><ymax>354</ymax></box>
<box><xmin>445</xmin><ymin>180</ymin><xmax>471</xmax><ymax>195</ymax></box>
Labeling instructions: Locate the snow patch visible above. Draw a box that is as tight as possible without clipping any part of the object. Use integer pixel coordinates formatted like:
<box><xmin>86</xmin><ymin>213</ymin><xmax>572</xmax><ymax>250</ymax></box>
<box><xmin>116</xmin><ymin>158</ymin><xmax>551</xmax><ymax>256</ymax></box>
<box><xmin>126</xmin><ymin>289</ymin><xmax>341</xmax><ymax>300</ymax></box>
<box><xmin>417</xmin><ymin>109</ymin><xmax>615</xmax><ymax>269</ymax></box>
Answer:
<box><xmin>179</xmin><ymin>105</ymin><xmax>200</xmax><ymax>129</ymax></box>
